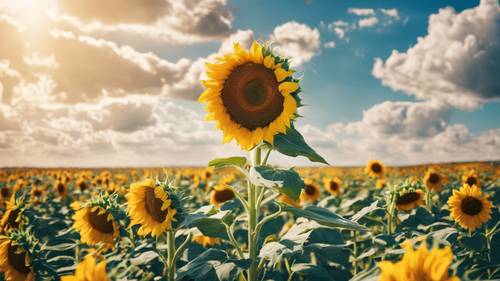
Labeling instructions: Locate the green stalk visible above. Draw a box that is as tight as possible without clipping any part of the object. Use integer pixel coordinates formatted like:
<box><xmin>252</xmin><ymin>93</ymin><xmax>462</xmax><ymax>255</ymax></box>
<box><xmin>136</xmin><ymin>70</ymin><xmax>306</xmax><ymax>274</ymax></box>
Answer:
<box><xmin>387</xmin><ymin>194</ymin><xmax>396</xmax><ymax>235</ymax></box>
<box><xmin>247</xmin><ymin>147</ymin><xmax>262</xmax><ymax>281</ymax></box>
<box><xmin>166</xmin><ymin>230</ymin><xmax>176</xmax><ymax>281</ymax></box>
<box><xmin>425</xmin><ymin>188</ymin><xmax>432</xmax><ymax>211</ymax></box>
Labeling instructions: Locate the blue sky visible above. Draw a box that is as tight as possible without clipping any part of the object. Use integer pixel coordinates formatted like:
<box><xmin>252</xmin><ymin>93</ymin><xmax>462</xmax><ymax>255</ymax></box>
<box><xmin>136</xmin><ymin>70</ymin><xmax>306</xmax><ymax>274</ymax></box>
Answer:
<box><xmin>0</xmin><ymin>0</ymin><xmax>498</xmax><ymax>166</ymax></box>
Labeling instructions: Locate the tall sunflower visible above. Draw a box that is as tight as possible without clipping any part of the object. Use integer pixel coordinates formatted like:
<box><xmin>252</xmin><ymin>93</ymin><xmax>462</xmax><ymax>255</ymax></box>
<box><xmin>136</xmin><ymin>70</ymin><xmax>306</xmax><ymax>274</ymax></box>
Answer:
<box><xmin>447</xmin><ymin>184</ymin><xmax>492</xmax><ymax>231</ymax></box>
<box><xmin>300</xmin><ymin>179</ymin><xmax>320</xmax><ymax>203</ymax></box>
<box><xmin>365</xmin><ymin>160</ymin><xmax>385</xmax><ymax>178</ymax></box>
<box><xmin>378</xmin><ymin>241</ymin><xmax>459</xmax><ymax>281</ymax></box>
<box><xmin>462</xmin><ymin>171</ymin><xmax>481</xmax><ymax>188</ymax></box>
<box><xmin>424</xmin><ymin>168</ymin><xmax>447</xmax><ymax>192</ymax></box>
<box><xmin>323</xmin><ymin>177</ymin><xmax>342</xmax><ymax>196</ymax></box>
<box><xmin>0</xmin><ymin>239</ymin><xmax>34</xmax><ymax>281</ymax></box>
<box><xmin>61</xmin><ymin>255</ymin><xmax>109</xmax><ymax>281</ymax></box>
<box><xmin>127</xmin><ymin>179</ymin><xmax>179</xmax><ymax>237</ymax></box>
<box><xmin>72</xmin><ymin>206</ymin><xmax>119</xmax><ymax>248</ymax></box>
<box><xmin>210</xmin><ymin>185</ymin><xmax>235</xmax><ymax>207</ymax></box>
<box><xmin>198</xmin><ymin>41</ymin><xmax>300</xmax><ymax>150</ymax></box>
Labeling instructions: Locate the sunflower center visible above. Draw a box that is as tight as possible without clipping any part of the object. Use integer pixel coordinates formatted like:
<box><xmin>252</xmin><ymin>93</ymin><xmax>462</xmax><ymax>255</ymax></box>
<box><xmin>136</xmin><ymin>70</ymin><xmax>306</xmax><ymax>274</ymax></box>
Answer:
<box><xmin>329</xmin><ymin>182</ymin><xmax>338</xmax><ymax>191</ymax></box>
<box><xmin>466</xmin><ymin>176</ymin><xmax>477</xmax><ymax>186</ymax></box>
<box><xmin>33</xmin><ymin>190</ymin><xmax>42</xmax><ymax>197</ymax></box>
<box><xmin>371</xmin><ymin>163</ymin><xmax>382</xmax><ymax>173</ymax></box>
<box><xmin>428</xmin><ymin>173</ymin><xmax>440</xmax><ymax>184</ymax></box>
<box><xmin>213</xmin><ymin>189</ymin><xmax>235</xmax><ymax>203</ymax></box>
<box><xmin>222</xmin><ymin>62</ymin><xmax>284</xmax><ymax>130</ymax></box>
<box><xmin>145</xmin><ymin>187</ymin><xmax>168</xmax><ymax>223</ymax></box>
<box><xmin>396</xmin><ymin>192</ymin><xmax>420</xmax><ymax>205</ymax></box>
<box><xmin>7</xmin><ymin>244</ymin><xmax>30</xmax><ymax>274</ymax></box>
<box><xmin>57</xmin><ymin>183</ymin><xmax>65</xmax><ymax>194</ymax></box>
<box><xmin>460</xmin><ymin>196</ymin><xmax>483</xmax><ymax>216</ymax></box>
<box><xmin>1</xmin><ymin>187</ymin><xmax>10</xmax><ymax>197</ymax></box>
<box><xmin>88</xmin><ymin>209</ymin><xmax>114</xmax><ymax>234</ymax></box>
<box><xmin>79</xmin><ymin>181</ymin><xmax>87</xmax><ymax>191</ymax></box>
<box><xmin>305</xmin><ymin>184</ymin><xmax>316</xmax><ymax>195</ymax></box>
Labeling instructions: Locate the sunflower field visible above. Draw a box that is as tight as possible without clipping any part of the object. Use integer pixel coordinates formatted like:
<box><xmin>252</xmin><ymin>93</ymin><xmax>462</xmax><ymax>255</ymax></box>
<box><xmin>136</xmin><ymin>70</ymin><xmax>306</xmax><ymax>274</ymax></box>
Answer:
<box><xmin>0</xmin><ymin>42</ymin><xmax>498</xmax><ymax>281</ymax></box>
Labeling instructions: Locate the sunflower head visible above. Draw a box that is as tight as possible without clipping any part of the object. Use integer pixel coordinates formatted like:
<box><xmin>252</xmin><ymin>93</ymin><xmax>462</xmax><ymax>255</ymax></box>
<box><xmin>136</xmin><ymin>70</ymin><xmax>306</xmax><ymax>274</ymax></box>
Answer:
<box><xmin>300</xmin><ymin>179</ymin><xmax>320</xmax><ymax>204</ymax></box>
<box><xmin>365</xmin><ymin>160</ymin><xmax>385</xmax><ymax>178</ymax></box>
<box><xmin>462</xmin><ymin>170</ymin><xmax>481</xmax><ymax>188</ymax></box>
<box><xmin>378</xmin><ymin>240</ymin><xmax>459</xmax><ymax>281</ymax></box>
<box><xmin>54</xmin><ymin>180</ymin><xmax>68</xmax><ymax>198</ymax></box>
<box><xmin>278</xmin><ymin>194</ymin><xmax>301</xmax><ymax>208</ymax></box>
<box><xmin>210</xmin><ymin>185</ymin><xmax>235</xmax><ymax>208</ymax></box>
<box><xmin>447</xmin><ymin>184</ymin><xmax>492</xmax><ymax>231</ymax></box>
<box><xmin>392</xmin><ymin>180</ymin><xmax>425</xmax><ymax>212</ymax></box>
<box><xmin>424</xmin><ymin>168</ymin><xmax>447</xmax><ymax>192</ymax></box>
<box><xmin>0</xmin><ymin>196</ymin><xmax>25</xmax><ymax>234</ymax></box>
<box><xmin>323</xmin><ymin>177</ymin><xmax>342</xmax><ymax>196</ymax></box>
<box><xmin>61</xmin><ymin>255</ymin><xmax>109</xmax><ymax>281</ymax></box>
<box><xmin>72</xmin><ymin>193</ymin><xmax>123</xmax><ymax>248</ymax></box>
<box><xmin>0</xmin><ymin>229</ymin><xmax>40</xmax><ymax>281</ymax></box>
<box><xmin>127</xmin><ymin>179</ymin><xmax>185</xmax><ymax>238</ymax></box>
<box><xmin>199</xmin><ymin>41</ymin><xmax>301</xmax><ymax>150</ymax></box>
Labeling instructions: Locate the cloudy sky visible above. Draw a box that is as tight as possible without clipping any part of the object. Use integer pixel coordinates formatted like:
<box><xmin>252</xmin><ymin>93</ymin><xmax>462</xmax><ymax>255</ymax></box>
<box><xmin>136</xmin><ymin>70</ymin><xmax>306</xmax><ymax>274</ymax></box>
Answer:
<box><xmin>0</xmin><ymin>0</ymin><xmax>499</xmax><ymax>167</ymax></box>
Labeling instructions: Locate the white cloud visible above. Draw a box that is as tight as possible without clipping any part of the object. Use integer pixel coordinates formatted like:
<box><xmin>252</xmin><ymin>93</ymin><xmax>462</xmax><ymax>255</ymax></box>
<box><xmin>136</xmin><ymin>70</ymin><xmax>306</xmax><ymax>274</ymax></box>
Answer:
<box><xmin>373</xmin><ymin>0</ymin><xmax>500</xmax><ymax>110</ymax></box>
<box><xmin>324</xmin><ymin>41</ymin><xmax>336</xmax><ymax>49</ymax></box>
<box><xmin>380</xmin><ymin>8</ymin><xmax>399</xmax><ymax>19</ymax></box>
<box><xmin>270</xmin><ymin>21</ymin><xmax>321</xmax><ymax>68</ymax></box>
<box><xmin>348</xmin><ymin>8</ymin><xmax>375</xmax><ymax>16</ymax></box>
<box><xmin>358</xmin><ymin>17</ymin><xmax>378</xmax><ymax>28</ymax></box>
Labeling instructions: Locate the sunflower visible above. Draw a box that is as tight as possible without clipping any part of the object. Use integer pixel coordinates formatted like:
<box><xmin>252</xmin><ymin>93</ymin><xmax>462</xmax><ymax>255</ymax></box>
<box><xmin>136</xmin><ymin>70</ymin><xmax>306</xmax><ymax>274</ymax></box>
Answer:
<box><xmin>300</xmin><ymin>179</ymin><xmax>320</xmax><ymax>203</ymax></box>
<box><xmin>0</xmin><ymin>240</ymin><xmax>34</xmax><ymax>281</ymax></box>
<box><xmin>72</xmin><ymin>206</ymin><xmax>119</xmax><ymax>248</ymax></box>
<box><xmin>210</xmin><ymin>185</ymin><xmax>235</xmax><ymax>207</ymax></box>
<box><xmin>378</xmin><ymin>241</ymin><xmax>459</xmax><ymax>281</ymax></box>
<box><xmin>376</xmin><ymin>178</ymin><xmax>387</xmax><ymax>189</ymax></box>
<box><xmin>424</xmin><ymin>169</ymin><xmax>447</xmax><ymax>192</ymax></box>
<box><xmin>365</xmin><ymin>160</ymin><xmax>385</xmax><ymax>178</ymax></box>
<box><xmin>278</xmin><ymin>194</ymin><xmax>301</xmax><ymax>208</ymax></box>
<box><xmin>0</xmin><ymin>197</ymin><xmax>22</xmax><ymax>233</ymax></box>
<box><xmin>395</xmin><ymin>189</ymin><xmax>425</xmax><ymax>211</ymax></box>
<box><xmin>323</xmin><ymin>177</ymin><xmax>342</xmax><ymax>196</ymax></box>
<box><xmin>61</xmin><ymin>255</ymin><xmax>109</xmax><ymax>281</ymax></box>
<box><xmin>30</xmin><ymin>187</ymin><xmax>45</xmax><ymax>204</ymax></box>
<box><xmin>462</xmin><ymin>171</ymin><xmax>481</xmax><ymax>188</ymax></box>
<box><xmin>55</xmin><ymin>180</ymin><xmax>68</xmax><ymax>198</ymax></box>
<box><xmin>192</xmin><ymin>234</ymin><xmax>221</xmax><ymax>248</ymax></box>
<box><xmin>199</xmin><ymin>41</ymin><xmax>300</xmax><ymax>150</ymax></box>
<box><xmin>447</xmin><ymin>184</ymin><xmax>492</xmax><ymax>231</ymax></box>
<box><xmin>127</xmin><ymin>179</ymin><xmax>178</xmax><ymax>237</ymax></box>
<box><xmin>76</xmin><ymin>178</ymin><xmax>89</xmax><ymax>193</ymax></box>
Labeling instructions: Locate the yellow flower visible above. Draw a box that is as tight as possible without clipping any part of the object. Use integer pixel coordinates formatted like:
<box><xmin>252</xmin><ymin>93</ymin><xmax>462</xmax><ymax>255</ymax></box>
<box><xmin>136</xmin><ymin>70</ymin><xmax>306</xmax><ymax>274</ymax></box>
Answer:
<box><xmin>72</xmin><ymin>206</ymin><xmax>119</xmax><ymax>248</ymax></box>
<box><xmin>424</xmin><ymin>169</ymin><xmax>447</xmax><ymax>192</ymax></box>
<box><xmin>127</xmin><ymin>179</ymin><xmax>178</xmax><ymax>237</ymax></box>
<box><xmin>0</xmin><ymin>240</ymin><xmax>34</xmax><ymax>281</ymax></box>
<box><xmin>447</xmin><ymin>184</ymin><xmax>492</xmax><ymax>231</ymax></box>
<box><xmin>378</xmin><ymin>241</ymin><xmax>460</xmax><ymax>281</ymax></box>
<box><xmin>395</xmin><ymin>190</ymin><xmax>425</xmax><ymax>211</ymax></box>
<box><xmin>192</xmin><ymin>234</ymin><xmax>221</xmax><ymax>248</ymax></box>
<box><xmin>278</xmin><ymin>194</ymin><xmax>301</xmax><ymax>208</ymax></box>
<box><xmin>323</xmin><ymin>177</ymin><xmax>342</xmax><ymax>195</ymax></box>
<box><xmin>210</xmin><ymin>185</ymin><xmax>235</xmax><ymax>207</ymax></box>
<box><xmin>461</xmin><ymin>171</ymin><xmax>481</xmax><ymax>188</ymax></box>
<box><xmin>365</xmin><ymin>160</ymin><xmax>385</xmax><ymax>178</ymax></box>
<box><xmin>61</xmin><ymin>255</ymin><xmax>109</xmax><ymax>281</ymax></box>
<box><xmin>199</xmin><ymin>41</ymin><xmax>299</xmax><ymax>150</ymax></box>
<box><xmin>55</xmin><ymin>180</ymin><xmax>68</xmax><ymax>198</ymax></box>
<box><xmin>376</xmin><ymin>178</ymin><xmax>387</xmax><ymax>189</ymax></box>
<box><xmin>0</xmin><ymin>197</ymin><xmax>22</xmax><ymax>233</ymax></box>
<box><xmin>300</xmin><ymin>179</ymin><xmax>320</xmax><ymax>203</ymax></box>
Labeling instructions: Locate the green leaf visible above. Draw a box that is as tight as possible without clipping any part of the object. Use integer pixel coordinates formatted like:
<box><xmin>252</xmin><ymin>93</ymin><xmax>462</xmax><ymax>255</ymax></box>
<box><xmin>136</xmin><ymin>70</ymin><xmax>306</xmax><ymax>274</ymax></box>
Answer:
<box><xmin>250</xmin><ymin>166</ymin><xmax>304</xmax><ymax>199</ymax></box>
<box><xmin>460</xmin><ymin>233</ymin><xmax>487</xmax><ymax>252</ymax></box>
<box><xmin>351</xmin><ymin>200</ymin><xmax>381</xmax><ymax>222</ymax></box>
<box><xmin>273</xmin><ymin>125</ymin><xmax>328</xmax><ymax>164</ymax></box>
<box><xmin>280</xmin><ymin>204</ymin><xmax>367</xmax><ymax>231</ymax></box>
<box><xmin>291</xmin><ymin>263</ymin><xmax>334</xmax><ymax>281</ymax></box>
<box><xmin>208</xmin><ymin>156</ymin><xmax>247</xmax><ymax>169</ymax></box>
<box><xmin>183</xmin><ymin>206</ymin><xmax>229</xmax><ymax>239</ymax></box>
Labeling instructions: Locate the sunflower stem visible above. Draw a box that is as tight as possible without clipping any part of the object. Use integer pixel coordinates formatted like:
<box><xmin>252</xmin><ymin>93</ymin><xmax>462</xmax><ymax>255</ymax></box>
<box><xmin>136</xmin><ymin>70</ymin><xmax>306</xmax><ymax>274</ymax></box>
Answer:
<box><xmin>247</xmin><ymin>147</ymin><xmax>262</xmax><ymax>281</ymax></box>
<box><xmin>425</xmin><ymin>188</ymin><xmax>432</xmax><ymax>211</ymax></box>
<box><xmin>166</xmin><ymin>229</ymin><xmax>176</xmax><ymax>281</ymax></box>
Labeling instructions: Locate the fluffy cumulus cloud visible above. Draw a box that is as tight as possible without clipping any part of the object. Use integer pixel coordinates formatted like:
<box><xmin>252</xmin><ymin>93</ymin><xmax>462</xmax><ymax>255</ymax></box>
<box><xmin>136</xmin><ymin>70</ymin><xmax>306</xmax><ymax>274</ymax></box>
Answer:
<box><xmin>373</xmin><ymin>0</ymin><xmax>500</xmax><ymax>110</ymax></box>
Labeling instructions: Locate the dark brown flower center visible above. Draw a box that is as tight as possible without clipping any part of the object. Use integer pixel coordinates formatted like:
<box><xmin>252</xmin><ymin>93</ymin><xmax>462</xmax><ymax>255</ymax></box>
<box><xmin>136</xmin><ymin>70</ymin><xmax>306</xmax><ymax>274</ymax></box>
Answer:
<box><xmin>5</xmin><ymin>209</ymin><xmax>21</xmax><ymax>229</ymax></box>
<box><xmin>7</xmin><ymin>244</ymin><xmax>30</xmax><ymax>274</ymax></box>
<box><xmin>396</xmin><ymin>192</ymin><xmax>420</xmax><ymax>205</ymax></box>
<box><xmin>213</xmin><ymin>188</ymin><xmax>235</xmax><ymax>203</ymax></box>
<box><xmin>57</xmin><ymin>183</ymin><xmax>65</xmax><ymax>194</ymax></box>
<box><xmin>329</xmin><ymin>181</ymin><xmax>339</xmax><ymax>191</ymax></box>
<box><xmin>33</xmin><ymin>190</ymin><xmax>42</xmax><ymax>197</ymax></box>
<box><xmin>428</xmin><ymin>173</ymin><xmax>440</xmax><ymax>184</ymax></box>
<box><xmin>79</xmin><ymin>181</ymin><xmax>87</xmax><ymax>191</ymax></box>
<box><xmin>88</xmin><ymin>209</ymin><xmax>114</xmax><ymax>234</ymax></box>
<box><xmin>305</xmin><ymin>184</ymin><xmax>317</xmax><ymax>195</ymax></box>
<box><xmin>460</xmin><ymin>196</ymin><xmax>483</xmax><ymax>216</ymax></box>
<box><xmin>466</xmin><ymin>176</ymin><xmax>477</xmax><ymax>186</ymax></box>
<box><xmin>222</xmin><ymin>62</ymin><xmax>284</xmax><ymax>130</ymax></box>
<box><xmin>145</xmin><ymin>187</ymin><xmax>169</xmax><ymax>222</ymax></box>
<box><xmin>371</xmin><ymin>163</ymin><xmax>382</xmax><ymax>173</ymax></box>
<box><xmin>1</xmin><ymin>187</ymin><xmax>10</xmax><ymax>197</ymax></box>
